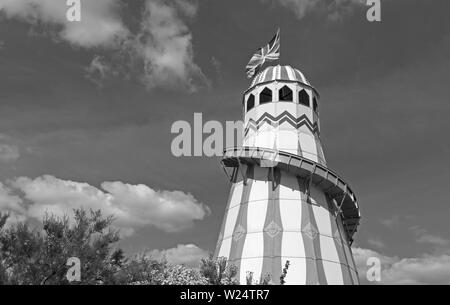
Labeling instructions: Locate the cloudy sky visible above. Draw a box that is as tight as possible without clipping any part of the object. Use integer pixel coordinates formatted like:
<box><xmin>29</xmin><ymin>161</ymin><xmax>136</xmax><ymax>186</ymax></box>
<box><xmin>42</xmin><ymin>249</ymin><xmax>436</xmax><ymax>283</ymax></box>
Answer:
<box><xmin>0</xmin><ymin>0</ymin><xmax>449</xmax><ymax>284</ymax></box>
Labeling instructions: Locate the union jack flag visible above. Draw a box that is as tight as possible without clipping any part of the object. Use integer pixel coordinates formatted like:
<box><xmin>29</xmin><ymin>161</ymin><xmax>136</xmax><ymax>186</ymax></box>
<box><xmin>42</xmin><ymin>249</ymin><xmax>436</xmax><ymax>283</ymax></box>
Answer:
<box><xmin>246</xmin><ymin>29</ymin><xmax>280</xmax><ymax>78</ymax></box>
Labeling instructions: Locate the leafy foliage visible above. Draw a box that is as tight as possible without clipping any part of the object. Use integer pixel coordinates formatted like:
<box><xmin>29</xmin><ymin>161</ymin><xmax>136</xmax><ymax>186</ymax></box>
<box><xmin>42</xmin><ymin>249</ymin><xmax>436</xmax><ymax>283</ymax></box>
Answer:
<box><xmin>0</xmin><ymin>209</ymin><xmax>240</xmax><ymax>285</ymax></box>
<box><xmin>161</xmin><ymin>264</ymin><xmax>208</xmax><ymax>285</ymax></box>
<box><xmin>280</xmin><ymin>260</ymin><xmax>290</xmax><ymax>285</ymax></box>
<box><xmin>0</xmin><ymin>209</ymin><xmax>121</xmax><ymax>285</ymax></box>
<box><xmin>0</xmin><ymin>209</ymin><xmax>292</xmax><ymax>285</ymax></box>
<box><xmin>200</xmin><ymin>254</ymin><xmax>238</xmax><ymax>285</ymax></box>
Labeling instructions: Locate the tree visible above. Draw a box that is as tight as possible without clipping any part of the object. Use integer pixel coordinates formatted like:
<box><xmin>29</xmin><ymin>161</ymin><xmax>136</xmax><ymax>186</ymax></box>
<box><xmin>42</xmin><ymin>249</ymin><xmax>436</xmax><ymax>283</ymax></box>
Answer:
<box><xmin>161</xmin><ymin>264</ymin><xmax>208</xmax><ymax>285</ymax></box>
<box><xmin>280</xmin><ymin>260</ymin><xmax>290</xmax><ymax>285</ymax></box>
<box><xmin>117</xmin><ymin>254</ymin><xmax>167</xmax><ymax>285</ymax></box>
<box><xmin>200</xmin><ymin>254</ymin><xmax>238</xmax><ymax>285</ymax></box>
<box><xmin>0</xmin><ymin>209</ymin><xmax>241</xmax><ymax>285</ymax></box>
<box><xmin>0</xmin><ymin>209</ymin><xmax>122</xmax><ymax>285</ymax></box>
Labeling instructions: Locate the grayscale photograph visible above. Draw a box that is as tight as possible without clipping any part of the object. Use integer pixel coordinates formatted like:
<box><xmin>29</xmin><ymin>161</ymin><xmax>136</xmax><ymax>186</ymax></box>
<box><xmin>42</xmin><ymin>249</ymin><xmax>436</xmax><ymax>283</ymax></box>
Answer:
<box><xmin>0</xmin><ymin>0</ymin><xmax>449</xmax><ymax>294</ymax></box>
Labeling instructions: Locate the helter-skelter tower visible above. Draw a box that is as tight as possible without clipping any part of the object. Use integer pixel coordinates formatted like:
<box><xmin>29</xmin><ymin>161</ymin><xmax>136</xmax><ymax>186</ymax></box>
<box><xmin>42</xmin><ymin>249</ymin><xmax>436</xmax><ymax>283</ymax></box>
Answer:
<box><xmin>214</xmin><ymin>65</ymin><xmax>361</xmax><ymax>285</ymax></box>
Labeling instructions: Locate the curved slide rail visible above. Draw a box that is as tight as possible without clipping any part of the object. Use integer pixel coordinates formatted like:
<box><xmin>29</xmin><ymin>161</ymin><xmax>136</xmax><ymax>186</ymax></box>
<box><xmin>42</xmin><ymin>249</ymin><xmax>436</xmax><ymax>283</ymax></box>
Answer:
<box><xmin>220</xmin><ymin>146</ymin><xmax>361</xmax><ymax>243</ymax></box>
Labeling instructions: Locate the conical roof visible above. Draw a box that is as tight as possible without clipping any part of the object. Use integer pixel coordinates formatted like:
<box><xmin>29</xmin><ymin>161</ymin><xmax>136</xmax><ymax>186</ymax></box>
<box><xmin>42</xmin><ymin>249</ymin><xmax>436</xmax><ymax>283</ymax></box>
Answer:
<box><xmin>249</xmin><ymin>65</ymin><xmax>314</xmax><ymax>90</ymax></box>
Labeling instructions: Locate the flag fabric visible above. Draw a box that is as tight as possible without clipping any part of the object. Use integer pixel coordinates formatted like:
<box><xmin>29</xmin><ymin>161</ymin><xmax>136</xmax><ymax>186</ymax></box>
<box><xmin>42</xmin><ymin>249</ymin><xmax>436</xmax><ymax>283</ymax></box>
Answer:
<box><xmin>246</xmin><ymin>29</ymin><xmax>280</xmax><ymax>78</ymax></box>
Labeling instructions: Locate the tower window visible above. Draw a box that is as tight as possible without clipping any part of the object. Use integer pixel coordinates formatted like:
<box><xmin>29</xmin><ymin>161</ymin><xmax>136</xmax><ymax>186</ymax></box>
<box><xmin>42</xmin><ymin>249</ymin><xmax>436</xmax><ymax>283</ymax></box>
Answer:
<box><xmin>313</xmin><ymin>97</ymin><xmax>318</xmax><ymax>113</ymax></box>
<box><xmin>246</xmin><ymin>94</ymin><xmax>255</xmax><ymax>112</ymax></box>
<box><xmin>259</xmin><ymin>87</ymin><xmax>272</xmax><ymax>104</ymax></box>
<box><xmin>299</xmin><ymin>89</ymin><xmax>310</xmax><ymax>107</ymax></box>
<box><xmin>278</xmin><ymin>85</ymin><xmax>293</xmax><ymax>101</ymax></box>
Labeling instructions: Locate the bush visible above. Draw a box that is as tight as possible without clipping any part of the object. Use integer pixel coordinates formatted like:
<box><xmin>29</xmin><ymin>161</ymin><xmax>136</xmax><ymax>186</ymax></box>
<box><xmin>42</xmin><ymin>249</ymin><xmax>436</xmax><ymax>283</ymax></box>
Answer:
<box><xmin>200</xmin><ymin>254</ymin><xmax>239</xmax><ymax>285</ymax></box>
<box><xmin>0</xmin><ymin>210</ymin><xmax>240</xmax><ymax>285</ymax></box>
<box><xmin>0</xmin><ymin>209</ymin><xmax>121</xmax><ymax>285</ymax></box>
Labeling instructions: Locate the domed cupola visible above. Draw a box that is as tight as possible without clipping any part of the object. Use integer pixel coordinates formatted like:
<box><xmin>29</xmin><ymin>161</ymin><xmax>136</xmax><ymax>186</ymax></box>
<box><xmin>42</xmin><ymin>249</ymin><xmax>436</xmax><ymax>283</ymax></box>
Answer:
<box><xmin>244</xmin><ymin>65</ymin><xmax>320</xmax><ymax>115</ymax></box>
<box><xmin>242</xmin><ymin>65</ymin><xmax>326</xmax><ymax>165</ymax></box>
<box><xmin>249</xmin><ymin>65</ymin><xmax>315</xmax><ymax>90</ymax></box>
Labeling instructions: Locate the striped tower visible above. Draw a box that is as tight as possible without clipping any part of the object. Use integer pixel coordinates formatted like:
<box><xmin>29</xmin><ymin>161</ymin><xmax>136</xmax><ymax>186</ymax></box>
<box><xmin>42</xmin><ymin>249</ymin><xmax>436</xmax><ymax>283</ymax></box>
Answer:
<box><xmin>215</xmin><ymin>65</ymin><xmax>361</xmax><ymax>285</ymax></box>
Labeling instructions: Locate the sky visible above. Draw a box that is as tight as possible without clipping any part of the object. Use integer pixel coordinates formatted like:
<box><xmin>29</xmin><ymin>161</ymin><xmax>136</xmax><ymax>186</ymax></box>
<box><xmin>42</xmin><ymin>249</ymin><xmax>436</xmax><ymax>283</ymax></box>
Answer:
<box><xmin>0</xmin><ymin>0</ymin><xmax>450</xmax><ymax>284</ymax></box>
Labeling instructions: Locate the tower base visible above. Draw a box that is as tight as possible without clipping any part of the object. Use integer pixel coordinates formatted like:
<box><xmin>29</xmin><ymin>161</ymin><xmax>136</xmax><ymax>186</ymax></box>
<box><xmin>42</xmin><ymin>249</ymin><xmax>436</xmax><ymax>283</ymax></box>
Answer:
<box><xmin>215</xmin><ymin>161</ymin><xmax>359</xmax><ymax>285</ymax></box>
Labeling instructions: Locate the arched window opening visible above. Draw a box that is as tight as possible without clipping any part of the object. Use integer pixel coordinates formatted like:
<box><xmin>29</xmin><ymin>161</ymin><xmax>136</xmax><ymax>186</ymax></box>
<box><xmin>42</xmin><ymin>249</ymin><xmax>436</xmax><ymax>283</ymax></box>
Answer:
<box><xmin>299</xmin><ymin>89</ymin><xmax>310</xmax><ymax>107</ymax></box>
<box><xmin>246</xmin><ymin>94</ymin><xmax>255</xmax><ymax>112</ymax></box>
<box><xmin>259</xmin><ymin>87</ymin><xmax>272</xmax><ymax>104</ymax></box>
<box><xmin>278</xmin><ymin>85</ymin><xmax>293</xmax><ymax>102</ymax></box>
<box><xmin>313</xmin><ymin>97</ymin><xmax>318</xmax><ymax>113</ymax></box>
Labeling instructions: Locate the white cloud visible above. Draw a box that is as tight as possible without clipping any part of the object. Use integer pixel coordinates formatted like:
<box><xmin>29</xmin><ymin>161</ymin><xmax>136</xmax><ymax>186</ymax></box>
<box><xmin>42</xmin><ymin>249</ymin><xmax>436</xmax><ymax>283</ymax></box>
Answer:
<box><xmin>416</xmin><ymin>234</ymin><xmax>450</xmax><ymax>248</ymax></box>
<box><xmin>412</xmin><ymin>226</ymin><xmax>450</xmax><ymax>249</ymax></box>
<box><xmin>354</xmin><ymin>247</ymin><xmax>450</xmax><ymax>285</ymax></box>
<box><xmin>380</xmin><ymin>215</ymin><xmax>401</xmax><ymax>228</ymax></box>
<box><xmin>0</xmin><ymin>182</ymin><xmax>24</xmax><ymax>214</ymax></box>
<box><xmin>174</xmin><ymin>0</ymin><xmax>198</xmax><ymax>18</ymax></box>
<box><xmin>262</xmin><ymin>0</ymin><xmax>365</xmax><ymax>21</ymax></box>
<box><xmin>367</xmin><ymin>237</ymin><xmax>386</xmax><ymax>249</ymax></box>
<box><xmin>2</xmin><ymin>175</ymin><xmax>210</xmax><ymax>235</ymax></box>
<box><xmin>0</xmin><ymin>143</ymin><xmax>20</xmax><ymax>162</ymax></box>
<box><xmin>380</xmin><ymin>214</ymin><xmax>415</xmax><ymax>229</ymax></box>
<box><xmin>0</xmin><ymin>134</ymin><xmax>20</xmax><ymax>162</ymax></box>
<box><xmin>134</xmin><ymin>0</ymin><xmax>208</xmax><ymax>92</ymax></box>
<box><xmin>147</xmin><ymin>244</ymin><xmax>208</xmax><ymax>267</ymax></box>
<box><xmin>85</xmin><ymin>55</ymin><xmax>115</xmax><ymax>88</ymax></box>
<box><xmin>211</xmin><ymin>56</ymin><xmax>224</xmax><ymax>84</ymax></box>
<box><xmin>0</xmin><ymin>0</ymin><xmax>208</xmax><ymax>91</ymax></box>
<box><xmin>0</xmin><ymin>0</ymin><xmax>128</xmax><ymax>48</ymax></box>
<box><xmin>0</xmin><ymin>183</ymin><xmax>27</xmax><ymax>227</ymax></box>
<box><xmin>101</xmin><ymin>180</ymin><xmax>210</xmax><ymax>233</ymax></box>
<box><xmin>269</xmin><ymin>0</ymin><xmax>318</xmax><ymax>19</ymax></box>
